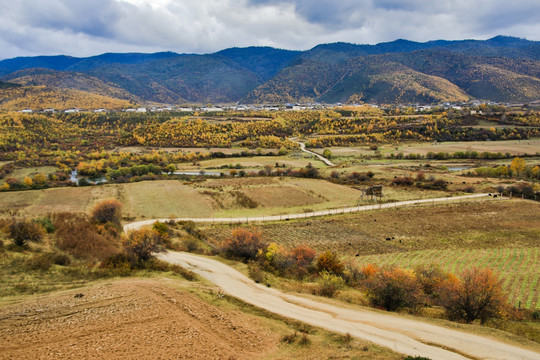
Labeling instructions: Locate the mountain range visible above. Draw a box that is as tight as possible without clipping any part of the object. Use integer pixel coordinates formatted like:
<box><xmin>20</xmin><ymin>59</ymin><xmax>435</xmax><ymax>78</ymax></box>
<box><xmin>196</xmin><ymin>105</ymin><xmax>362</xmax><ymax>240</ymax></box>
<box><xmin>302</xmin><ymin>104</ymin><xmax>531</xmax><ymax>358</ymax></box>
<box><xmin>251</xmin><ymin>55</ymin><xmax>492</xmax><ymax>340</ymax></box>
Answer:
<box><xmin>0</xmin><ymin>35</ymin><xmax>539</xmax><ymax>108</ymax></box>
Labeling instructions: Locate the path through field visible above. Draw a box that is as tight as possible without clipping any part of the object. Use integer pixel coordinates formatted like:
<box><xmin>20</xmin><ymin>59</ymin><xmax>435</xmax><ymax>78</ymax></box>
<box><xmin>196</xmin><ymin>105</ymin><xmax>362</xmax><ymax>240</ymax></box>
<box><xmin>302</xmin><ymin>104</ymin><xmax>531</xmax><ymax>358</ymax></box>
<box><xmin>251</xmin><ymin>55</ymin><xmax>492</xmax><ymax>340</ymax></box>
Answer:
<box><xmin>124</xmin><ymin>193</ymin><xmax>503</xmax><ymax>232</ymax></box>
<box><xmin>158</xmin><ymin>251</ymin><xmax>540</xmax><ymax>360</ymax></box>
<box><xmin>290</xmin><ymin>138</ymin><xmax>335</xmax><ymax>166</ymax></box>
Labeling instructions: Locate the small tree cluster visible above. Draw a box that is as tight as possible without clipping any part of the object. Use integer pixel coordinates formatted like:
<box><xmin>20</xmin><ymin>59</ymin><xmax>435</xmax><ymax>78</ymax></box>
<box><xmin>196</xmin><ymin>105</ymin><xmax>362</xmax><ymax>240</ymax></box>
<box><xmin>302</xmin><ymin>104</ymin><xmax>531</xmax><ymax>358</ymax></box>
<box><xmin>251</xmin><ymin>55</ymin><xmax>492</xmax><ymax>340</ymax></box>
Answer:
<box><xmin>9</xmin><ymin>220</ymin><xmax>45</xmax><ymax>247</ymax></box>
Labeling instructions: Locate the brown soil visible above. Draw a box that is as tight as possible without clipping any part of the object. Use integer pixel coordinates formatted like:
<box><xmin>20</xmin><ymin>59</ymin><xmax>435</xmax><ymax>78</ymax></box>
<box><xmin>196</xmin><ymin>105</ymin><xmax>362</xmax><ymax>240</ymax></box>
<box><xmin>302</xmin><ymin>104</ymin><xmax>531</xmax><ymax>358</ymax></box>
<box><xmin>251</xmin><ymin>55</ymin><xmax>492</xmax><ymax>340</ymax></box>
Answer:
<box><xmin>0</xmin><ymin>278</ymin><xmax>278</xmax><ymax>360</ymax></box>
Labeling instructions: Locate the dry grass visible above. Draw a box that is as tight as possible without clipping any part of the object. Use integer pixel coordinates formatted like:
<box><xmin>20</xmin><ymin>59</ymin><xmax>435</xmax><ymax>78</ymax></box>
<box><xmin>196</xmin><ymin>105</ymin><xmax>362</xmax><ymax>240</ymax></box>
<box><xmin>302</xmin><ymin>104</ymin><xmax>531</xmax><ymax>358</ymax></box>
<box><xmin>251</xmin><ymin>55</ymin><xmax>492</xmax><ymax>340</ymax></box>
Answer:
<box><xmin>176</xmin><ymin>154</ymin><xmax>322</xmax><ymax>171</ymax></box>
<box><xmin>322</xmin><ymin>139</ymin><xmax>540</xmax><ymax>157</ymax></box>
<box><xmin>121</xmin><ymin>180</ymin><xmax>215</xmax><ymax>219</ymax></box>
<box><xmin>7</xmin><ymin>166</ymin><xmax>58</xmax><ymax>181</ymax></box>
<box><xmin>203</xmin><ymin>200</ymin><xmax>540</xmax><ymax>256</ymax></box>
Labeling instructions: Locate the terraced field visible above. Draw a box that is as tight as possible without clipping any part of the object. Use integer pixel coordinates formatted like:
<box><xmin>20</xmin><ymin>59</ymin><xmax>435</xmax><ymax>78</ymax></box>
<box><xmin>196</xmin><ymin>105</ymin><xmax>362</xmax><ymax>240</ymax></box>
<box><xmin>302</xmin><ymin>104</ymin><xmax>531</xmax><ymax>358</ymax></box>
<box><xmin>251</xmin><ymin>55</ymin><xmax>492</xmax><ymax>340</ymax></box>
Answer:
<box><xmin>354</xmin><ymin>247</ymin><xmax>540</xmax><ymax>309</ymax></box>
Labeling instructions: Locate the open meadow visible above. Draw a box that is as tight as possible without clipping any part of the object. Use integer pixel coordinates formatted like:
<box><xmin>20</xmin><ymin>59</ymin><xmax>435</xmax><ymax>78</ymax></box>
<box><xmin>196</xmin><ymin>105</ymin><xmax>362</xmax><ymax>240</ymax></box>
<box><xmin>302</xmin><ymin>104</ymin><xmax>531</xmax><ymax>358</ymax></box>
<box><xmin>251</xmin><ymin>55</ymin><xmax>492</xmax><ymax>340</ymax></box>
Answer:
<box><xmin>317</xmin><ymin>139</ymin><xmax>540</xmax><ymax>159</ymax></box>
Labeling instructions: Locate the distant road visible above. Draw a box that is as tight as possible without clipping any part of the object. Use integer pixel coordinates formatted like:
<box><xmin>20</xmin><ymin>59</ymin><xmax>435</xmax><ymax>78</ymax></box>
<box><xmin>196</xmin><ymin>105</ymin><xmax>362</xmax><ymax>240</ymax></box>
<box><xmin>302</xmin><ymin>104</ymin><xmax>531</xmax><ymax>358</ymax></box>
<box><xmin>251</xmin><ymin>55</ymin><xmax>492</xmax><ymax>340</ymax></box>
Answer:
<box><xmin>124</xmin><ymin>193</ymin><xmax>502</xmax><ymax>233</ymax></box>
<box><xmin>159</xmin><ymin>251</ymin><xmax>540</xmax><ymax>360</ymax></box>
<box><xmin>290</xmin><ymin>138</ymin><xmax>335</xmax><ymax>166</ymax></box>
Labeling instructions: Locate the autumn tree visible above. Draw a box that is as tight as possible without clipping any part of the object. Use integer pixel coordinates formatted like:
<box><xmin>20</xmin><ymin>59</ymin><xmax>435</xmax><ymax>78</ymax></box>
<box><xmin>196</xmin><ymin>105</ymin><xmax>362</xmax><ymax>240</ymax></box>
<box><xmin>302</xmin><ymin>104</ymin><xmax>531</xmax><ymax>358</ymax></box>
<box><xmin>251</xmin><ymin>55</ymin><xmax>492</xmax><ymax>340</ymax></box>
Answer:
<box><xmin>92</xmin><ymin>199</ymin><xmax>122</xmax><ymax>226</ymax></box>
<box><xmin>9</xmin><ymin>220</ymin><xmax>45</xmax><ymax>246</ymax></box>
<box><xmin>123</xmin><ymin>229</ymin><xmax>163</xmax><ymax>264</ymax></box>
<box><xmin>438</xmin><ymin>268</ymin><xmax>509</xmax><ymax>324</ymax></box>
<box><xmin>366</xmin><ymin>267</ymin><xmax>424</xmax><ymax>312</ymax></box>
<box><xmin>221</xmin><ymin>228</ymin><xmax>266</xmax><ymax>262</ymax></box>
<box><xmin>316</xmin><ymin>250</ymin><xmax>344</xmax><ymax>275</ymax></box>
<box><xmin>509</xmin><ymin>157</ymin><xmax>526</xmax><ymax>177</ymax></box>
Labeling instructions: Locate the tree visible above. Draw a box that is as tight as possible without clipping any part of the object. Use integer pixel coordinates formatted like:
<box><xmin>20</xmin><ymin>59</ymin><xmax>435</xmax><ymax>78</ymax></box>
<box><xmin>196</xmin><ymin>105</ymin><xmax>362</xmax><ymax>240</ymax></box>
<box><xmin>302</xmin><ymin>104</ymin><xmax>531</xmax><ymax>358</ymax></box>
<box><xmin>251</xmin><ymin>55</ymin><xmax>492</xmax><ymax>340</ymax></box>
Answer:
<box><xmin>509</xmin><ymin>157</ymin><xmax>526</xmax><ymax>177</ymax></box>
<box><xmin>23</xmin><ymin>176</ymin><xmax>33</xmax><ymax>187</ymax></box>
<box><xmin>316</xmin><ymin>250</ymin><xmax>344</xmax><ymax>275</ymax></box>
<box><xmin>438</xmin><ymin>268</ymin><xmax>508</xmax><ymax>324</ymax></box>
<box><xmin>123</xmin><ymin>229</ymin><xmax>163</xmax><ymax>263</ymax></box>
<box><xmin>366</xmin><ymin>267</ymin><xmax>424</xmax><ymax>311</ymax></box>
<box><xmin>322</xmin><ymin>149</ymin><xmax>332</xmax><ymax>160</ymax></box>
<box><xmin>9</xmin><ymin>220</ymin><xmax>45</xmax><ymax>246</ymax></box>
<box><xmin>222</xmin><ymin>228</ymin><xmax>266</xmax><ymax>262</ymax></box>
<box><xmin>92</xmin><ymin>199</ymin><xmax>122</xmax><ymax>225</ymax></box>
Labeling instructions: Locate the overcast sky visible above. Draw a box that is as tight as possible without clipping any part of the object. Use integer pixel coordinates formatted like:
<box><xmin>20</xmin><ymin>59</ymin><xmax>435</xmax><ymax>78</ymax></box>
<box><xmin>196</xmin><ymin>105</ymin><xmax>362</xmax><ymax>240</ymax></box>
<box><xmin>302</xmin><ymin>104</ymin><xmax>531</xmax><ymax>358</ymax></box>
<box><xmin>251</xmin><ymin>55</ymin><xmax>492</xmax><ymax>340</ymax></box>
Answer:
<box><xmin>0</xmin><ymin>0</ymin><xmax>539</xmax><ymax>60</ymax></box>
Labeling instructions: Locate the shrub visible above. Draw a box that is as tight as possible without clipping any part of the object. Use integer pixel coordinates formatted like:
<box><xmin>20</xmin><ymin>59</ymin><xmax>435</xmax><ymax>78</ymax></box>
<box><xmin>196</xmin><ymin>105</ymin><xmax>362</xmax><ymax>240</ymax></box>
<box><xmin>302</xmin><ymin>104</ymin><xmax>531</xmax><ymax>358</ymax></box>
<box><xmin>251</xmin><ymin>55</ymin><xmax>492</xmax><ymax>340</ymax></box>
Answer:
<box><xmin>152</xmin><ymin>221</ymin><xmax>169</xmax><ymax>237</ymax></box>
<box><xmin>101</xmin><ymin>253</ymin><xmax>133</xmax><ymax>273</ymax></box>
<box><xmin>414</xmin><ymin>264</ymin><xmax>451</xmax><ymax>303</ymax></box>
<box><xmin>123</xmin><ymin>229</ymin><xmax>163</xmax><ymax>264</ymax></box>
<box><xmin>248</xmin><ymin>262</ymin><xmax>266</xmax><ymax>284</ymax></box>
<box><xmin>168</xmin><ymin>263</ymin><xmax>198</xmax><ymax>281</ymax></box>
<box><xmin>9</xmin><ymin>220</ymin><xmax>45</xmax><ymax>247</ymax></box>
<box><xmin>392</xmin><ymin>176</ymin><xmax>414</xmax><ymax>186</ymax></box>
<box><xmin>25</xmin><ymin>252</ymin><xmax>71</xmax><ymax>270</ymax></box>
<box><xmin>54</xmin><ymin>213</ymin><xmax>120</xmax><ymax>260</ymax></box>
<box><xmin>182</xmin><ymin>236</ymin><xmax>200</xmax><ymax>252</ymax></box>
<box><xmin>366</xmin><ymin>267</ymin><xmax>424</xmax><ymax>312</ymax></box>
<box><xmin>438</xmin><ymin>268</ymin><xmax>509</xmax><ymax>324</ymax></box>
<box><xmin>261</xmin><ymin>242</ymin><xmax>293</xmax><ymax>273</ymax></box>
<box><xmin>34</xmin><ymin>217</ymin><xmax>55</xmax><ymax>233</ymax></box>
<box><xmin>316</xmin><ymin>250</ymin><xmax>344</xmax><ymax>275</ymax></box>
<box><xmin>91</xmin><ymin>199</ymin><xmax>122</xmax><ymax>226</ymax></box>
<box><xmin>290</xmin><ymin>244</ymin><xmax>317</xmax><ymax>277</ymax></box>
<box><xmin>221</xmin><ymin>228</ymin><xmax>266</xmax><ymax>262</ymax></box>
<box><xmin>317</xmin><ymin>270</ymin><xmax>345</xmax><ymax>297</ymax></box>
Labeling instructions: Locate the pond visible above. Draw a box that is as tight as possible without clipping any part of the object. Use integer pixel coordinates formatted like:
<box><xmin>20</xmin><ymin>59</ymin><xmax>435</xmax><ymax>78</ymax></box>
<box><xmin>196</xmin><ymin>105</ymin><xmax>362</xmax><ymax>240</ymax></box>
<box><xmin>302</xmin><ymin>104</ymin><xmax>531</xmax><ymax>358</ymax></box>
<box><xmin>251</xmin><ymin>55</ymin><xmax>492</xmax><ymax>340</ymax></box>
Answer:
<box><xmin>70</xmin><ymin>170</ymin><xmax>108</xmax><ymax>185</ymax></box>
<box><xmin>447</xmin><ymin>166</ymin><xmax>472</xmax><ymax>171</ymax></box>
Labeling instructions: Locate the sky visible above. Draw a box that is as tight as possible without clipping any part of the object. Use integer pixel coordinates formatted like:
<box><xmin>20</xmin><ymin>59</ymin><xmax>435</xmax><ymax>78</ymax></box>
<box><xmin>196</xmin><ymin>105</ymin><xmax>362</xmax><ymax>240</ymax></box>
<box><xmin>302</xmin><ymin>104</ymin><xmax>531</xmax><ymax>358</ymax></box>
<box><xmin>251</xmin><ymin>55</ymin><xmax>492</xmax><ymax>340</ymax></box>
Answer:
<box><xmin>0</xmin><ymin>0</ymin><xmax>539</xmax><ymax>60</ymax></box>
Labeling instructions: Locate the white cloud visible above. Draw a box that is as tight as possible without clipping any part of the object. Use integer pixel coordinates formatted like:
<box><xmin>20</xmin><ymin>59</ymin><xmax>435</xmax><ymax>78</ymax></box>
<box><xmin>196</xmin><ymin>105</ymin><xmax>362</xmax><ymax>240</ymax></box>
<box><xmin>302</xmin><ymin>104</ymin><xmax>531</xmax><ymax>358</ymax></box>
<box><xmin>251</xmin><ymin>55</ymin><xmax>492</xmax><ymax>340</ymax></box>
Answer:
<box><xmin>0</xmin><ymin>0</ymin><xmax>538</xmax><ymax>59</ymax></box>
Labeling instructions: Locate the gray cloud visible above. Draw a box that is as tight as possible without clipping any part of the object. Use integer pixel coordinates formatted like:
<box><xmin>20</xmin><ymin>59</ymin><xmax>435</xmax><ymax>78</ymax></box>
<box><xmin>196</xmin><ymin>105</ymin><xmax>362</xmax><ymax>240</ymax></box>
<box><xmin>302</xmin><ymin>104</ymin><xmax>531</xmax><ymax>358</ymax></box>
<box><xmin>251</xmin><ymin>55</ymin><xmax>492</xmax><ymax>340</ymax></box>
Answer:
<box><xmin>0</xmin><ymin>0</ymin><xmax>538</xmax><ymax>60</ymax></box>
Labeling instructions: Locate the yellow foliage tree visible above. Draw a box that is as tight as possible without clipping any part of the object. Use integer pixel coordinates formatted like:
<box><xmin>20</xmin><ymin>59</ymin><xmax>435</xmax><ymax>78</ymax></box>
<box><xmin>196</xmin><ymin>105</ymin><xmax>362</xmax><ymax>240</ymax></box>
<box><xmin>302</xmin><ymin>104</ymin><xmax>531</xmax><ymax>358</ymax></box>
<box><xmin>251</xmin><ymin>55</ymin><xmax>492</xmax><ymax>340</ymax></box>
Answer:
<box><xmin>23</xmin><ymin>176</ymin><xmax>33</xmax><ymax>187</ymax></box>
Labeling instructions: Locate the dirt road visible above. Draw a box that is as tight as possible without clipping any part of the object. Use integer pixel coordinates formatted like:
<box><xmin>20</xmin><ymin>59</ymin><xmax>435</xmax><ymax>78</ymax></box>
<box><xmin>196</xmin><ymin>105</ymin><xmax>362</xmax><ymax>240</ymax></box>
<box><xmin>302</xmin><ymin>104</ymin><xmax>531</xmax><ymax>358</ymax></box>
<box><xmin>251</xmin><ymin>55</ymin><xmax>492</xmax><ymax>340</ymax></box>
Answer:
<box><xmin>290</xmin><ymin>138</ymin><xmax>335</xmax><ymax>166</ymax></box>
<box><xmin>124</xmin><ymin>193</ymin><xmax>502</xmax><ymax>232</ymax></box>
<box><xmin>158</xmin><ymin>251</ymin><xmax>540</xmax><ymax>360</ymax></box>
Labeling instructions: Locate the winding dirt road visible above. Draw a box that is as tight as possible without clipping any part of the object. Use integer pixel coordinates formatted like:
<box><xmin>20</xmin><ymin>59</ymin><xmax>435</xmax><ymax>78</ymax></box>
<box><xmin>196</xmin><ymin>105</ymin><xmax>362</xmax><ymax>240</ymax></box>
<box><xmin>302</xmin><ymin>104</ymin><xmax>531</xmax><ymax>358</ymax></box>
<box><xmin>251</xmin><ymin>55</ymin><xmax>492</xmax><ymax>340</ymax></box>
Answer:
<box><xmin>290</xmin><ymin>138</ymin><xmax>335</xmax><ymax>166</ymax></box>
<box><xmin>158</xmin><ymin>251</ymin><xmax>540</xmax><ymax>360</ymax></box>
<box><xmin>124</xmin><ymin>193</ymin><xmax>502</xmax><ymax>233</ymax></box>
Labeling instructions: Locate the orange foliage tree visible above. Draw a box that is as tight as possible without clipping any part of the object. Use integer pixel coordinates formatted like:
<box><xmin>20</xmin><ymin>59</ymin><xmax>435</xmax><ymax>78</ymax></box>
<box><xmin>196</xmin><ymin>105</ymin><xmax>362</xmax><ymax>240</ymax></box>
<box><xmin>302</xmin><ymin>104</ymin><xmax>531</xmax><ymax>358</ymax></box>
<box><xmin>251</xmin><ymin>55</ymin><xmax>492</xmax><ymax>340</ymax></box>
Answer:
<box><xmin>366</xmin><ymin>267</ymin><xmax>424</xmax><ymax>312</ymax></box>
<box><xmin>316</xmin><ymin>250</ymin><xmax>344</xmax><ymax>275</ymax></box>
<box><xmin>438</xmin><ymin>267</ymin><xmax>509</xmax><ymax>323</ymax></box>
<box><xmin>221</xmin><ymin>228</ymin><xmax>266</xmax><ymax>262</ymax></box>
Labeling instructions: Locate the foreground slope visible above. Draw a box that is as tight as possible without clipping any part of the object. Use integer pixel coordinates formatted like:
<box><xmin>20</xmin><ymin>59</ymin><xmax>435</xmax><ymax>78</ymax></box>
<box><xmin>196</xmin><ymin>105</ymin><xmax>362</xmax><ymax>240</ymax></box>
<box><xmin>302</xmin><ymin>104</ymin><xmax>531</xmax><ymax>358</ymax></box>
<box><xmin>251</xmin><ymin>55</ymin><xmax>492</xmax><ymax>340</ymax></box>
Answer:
<box><xmin>160</xmin><ymin>252</ymin><xmax>540</xmax><ymax>360</ymax></box>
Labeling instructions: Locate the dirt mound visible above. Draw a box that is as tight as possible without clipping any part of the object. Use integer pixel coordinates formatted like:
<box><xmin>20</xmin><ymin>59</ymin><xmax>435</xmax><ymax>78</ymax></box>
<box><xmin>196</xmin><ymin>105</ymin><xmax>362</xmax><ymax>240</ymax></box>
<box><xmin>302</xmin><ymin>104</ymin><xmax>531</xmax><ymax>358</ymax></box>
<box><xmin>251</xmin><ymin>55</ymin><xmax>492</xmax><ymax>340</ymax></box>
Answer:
<box><xmin>0</xmin><ymin>279</ymin><xmax>278</xmax><ymax>359</ymax></box>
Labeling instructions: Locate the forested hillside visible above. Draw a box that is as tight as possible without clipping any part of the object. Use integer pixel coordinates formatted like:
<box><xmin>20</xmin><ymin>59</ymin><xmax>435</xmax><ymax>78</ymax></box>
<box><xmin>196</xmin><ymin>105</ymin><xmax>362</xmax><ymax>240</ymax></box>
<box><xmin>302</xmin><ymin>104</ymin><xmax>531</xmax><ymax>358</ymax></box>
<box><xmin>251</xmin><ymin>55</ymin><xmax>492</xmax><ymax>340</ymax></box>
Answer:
<box><xmin>0</xmin><ymin>36</ymin><xmax>539</xmax><ymax>106</ymax></box>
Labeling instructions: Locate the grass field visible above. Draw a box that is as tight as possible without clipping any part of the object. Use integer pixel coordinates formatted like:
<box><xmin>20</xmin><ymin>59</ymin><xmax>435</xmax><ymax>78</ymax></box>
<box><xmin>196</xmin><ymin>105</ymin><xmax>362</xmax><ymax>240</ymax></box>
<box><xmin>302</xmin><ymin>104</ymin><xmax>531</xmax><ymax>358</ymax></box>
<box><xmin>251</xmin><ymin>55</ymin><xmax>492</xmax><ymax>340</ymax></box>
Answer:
<box><xmin>175</xmin><ymin>153</ymin><xmax>324</xmax><ymax>171</ymax></box>
<box><xmin>320</xmin><ymin>139</ymin><xmax>540</xmax><ymax>158</ymax></box>
<box><xmin>353</xmin><ymin>247</ymin><xmax>540</xmax><ymax>309</ymax></box>
<box><xmin>0</xmin><ymin>177</ymin><xmax>373</xmax><ymax>220</ymax></box>
<box><xmin>8</xmin><ymin>166</ymin><xmax>58</xmax><ymax>181</ymax></box>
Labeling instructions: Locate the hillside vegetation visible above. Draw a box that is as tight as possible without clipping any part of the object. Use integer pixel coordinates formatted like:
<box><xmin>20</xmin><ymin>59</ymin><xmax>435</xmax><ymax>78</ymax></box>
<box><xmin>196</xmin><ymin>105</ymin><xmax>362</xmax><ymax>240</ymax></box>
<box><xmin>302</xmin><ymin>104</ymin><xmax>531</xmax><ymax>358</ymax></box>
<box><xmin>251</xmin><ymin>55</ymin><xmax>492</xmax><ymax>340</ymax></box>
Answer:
<box><xmin>0</xmin><ymin>36</ymin><xmax>538</xmax><ymax>106</ymax></box>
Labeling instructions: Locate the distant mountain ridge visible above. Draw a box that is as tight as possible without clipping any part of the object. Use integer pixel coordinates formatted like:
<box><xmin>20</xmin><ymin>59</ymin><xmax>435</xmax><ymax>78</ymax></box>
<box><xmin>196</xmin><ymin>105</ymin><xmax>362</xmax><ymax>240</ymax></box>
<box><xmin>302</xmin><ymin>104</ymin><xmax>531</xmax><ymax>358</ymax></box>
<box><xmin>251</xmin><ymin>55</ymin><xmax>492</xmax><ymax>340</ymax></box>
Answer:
<box><xmin>0</xmin><ymin>36</ymin><xmax>539</xmax><ymax>107</ymax></box>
